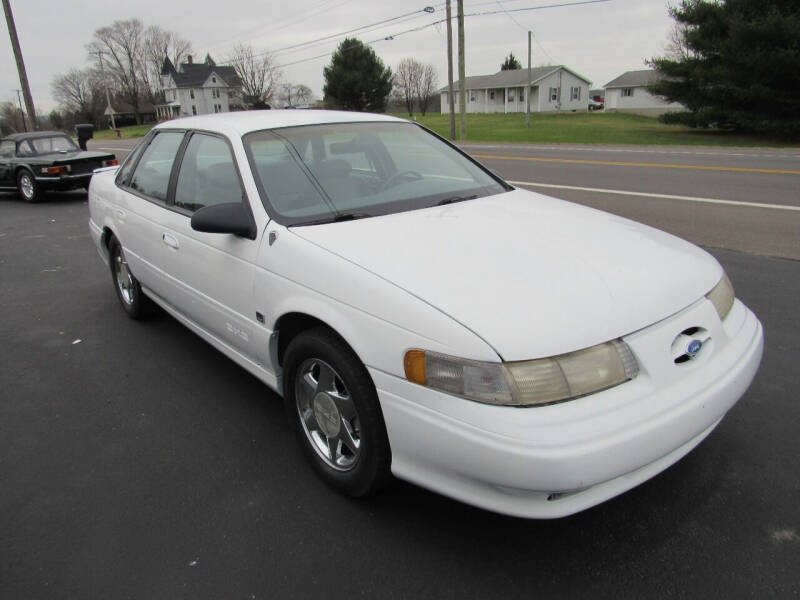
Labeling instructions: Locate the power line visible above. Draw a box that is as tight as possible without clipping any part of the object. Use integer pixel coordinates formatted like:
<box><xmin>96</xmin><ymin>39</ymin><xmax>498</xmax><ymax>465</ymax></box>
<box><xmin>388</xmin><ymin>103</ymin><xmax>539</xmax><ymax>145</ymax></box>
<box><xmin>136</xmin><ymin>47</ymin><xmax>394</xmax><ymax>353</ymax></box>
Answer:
<box><xmin>273</xmin><ymin>0</ymin><xmax>610</xmax><ymax>70</ymax></box>
<box><xmin>494</xmin><ymin>0</ymin><xmax>556</xmax><ymax>63</ymax></box>
<box><xmin>201</xmin><ymin>0</ymin><xmax>355</xmax><ymax>55</ymax></box>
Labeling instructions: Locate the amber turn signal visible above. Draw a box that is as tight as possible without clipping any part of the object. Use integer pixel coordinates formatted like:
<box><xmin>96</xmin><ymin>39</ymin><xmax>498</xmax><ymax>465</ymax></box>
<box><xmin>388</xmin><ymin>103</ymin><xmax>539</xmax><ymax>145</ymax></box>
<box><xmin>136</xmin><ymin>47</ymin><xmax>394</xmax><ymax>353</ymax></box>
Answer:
<box><xmin>404</xmin><ymin>350</ymin><xmax>427</xmax><ymax>385</ymax></box>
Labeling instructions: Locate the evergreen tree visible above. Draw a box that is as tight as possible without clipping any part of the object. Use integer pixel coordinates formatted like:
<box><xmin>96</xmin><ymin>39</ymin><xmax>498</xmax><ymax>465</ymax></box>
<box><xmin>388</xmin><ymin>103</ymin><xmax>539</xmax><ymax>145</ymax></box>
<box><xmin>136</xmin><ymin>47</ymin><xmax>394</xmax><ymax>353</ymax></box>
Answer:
<box><xmin>323</xmin><ymin>38</ymin><xmax>393</xmax><ymax>112</ymax></box>
<box><xmin>649</xmin><ymin>0</ymin><xmax>800</xmax><ymax>135</ymax></box>
<box><xmin>500</xmin><ymin>52</ymin><xmax>522</xmax><ymax>71</ymax></box>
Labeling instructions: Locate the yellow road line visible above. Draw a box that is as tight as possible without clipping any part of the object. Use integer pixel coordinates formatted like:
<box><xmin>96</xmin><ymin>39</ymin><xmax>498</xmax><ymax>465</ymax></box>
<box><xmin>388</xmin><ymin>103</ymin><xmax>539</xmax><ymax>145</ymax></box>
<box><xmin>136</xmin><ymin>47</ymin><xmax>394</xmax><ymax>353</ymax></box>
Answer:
<box><xmin>471</xmin><ymin>154</ymin><xmax>800</xmax><ymax>175</ymax></box>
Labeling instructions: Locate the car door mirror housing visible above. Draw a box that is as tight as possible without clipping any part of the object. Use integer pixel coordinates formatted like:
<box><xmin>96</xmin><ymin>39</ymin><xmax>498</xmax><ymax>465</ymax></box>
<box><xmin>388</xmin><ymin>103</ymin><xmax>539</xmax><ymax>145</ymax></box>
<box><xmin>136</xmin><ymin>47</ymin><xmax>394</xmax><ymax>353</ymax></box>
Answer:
<box><xmin>190</xmin><ymin>203</ymin><xmax>256</xmax><ymax>239</ymax></box>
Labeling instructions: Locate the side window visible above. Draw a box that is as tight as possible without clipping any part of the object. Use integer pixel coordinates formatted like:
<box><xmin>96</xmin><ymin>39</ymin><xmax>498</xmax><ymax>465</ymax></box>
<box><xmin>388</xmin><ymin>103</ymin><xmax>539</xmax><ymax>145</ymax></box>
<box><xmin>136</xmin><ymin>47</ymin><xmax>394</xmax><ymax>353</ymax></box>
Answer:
<box><xmin>16</xmin><ymin>140</ymin><xmax>34</xmax><ymax>157</ymax></box>
<box><xmin>0</xmin><ymin>141</ymin><xmax>14</xmax><ymax>158</ymax></box>
<box><xmin>129</xmin><ymin>132</ymin><xmax>184</xmax><ymax>201</ymax></box>
<box><xmin>174</xmin><ymin>133</ymin><xmax>243</xmax><ymax>213</ymax></box>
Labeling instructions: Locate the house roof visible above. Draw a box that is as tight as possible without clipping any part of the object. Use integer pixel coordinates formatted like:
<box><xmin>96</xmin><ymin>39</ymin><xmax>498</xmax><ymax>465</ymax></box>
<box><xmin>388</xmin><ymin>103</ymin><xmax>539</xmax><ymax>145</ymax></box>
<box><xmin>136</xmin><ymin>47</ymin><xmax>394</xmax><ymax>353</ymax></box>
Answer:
<box><xmin>604</xmin><ymin>69</ymin><xmax>661</xmax><ymax>89</ymax></box>
<box><xmin>439</xmin><ymin>65</ymin><xmax>591</xmax><ymax>92</ymax></box>
<box><xmin>161</xmin><ymin>54</ymin><xmax>241</xmax><ymax>88</ymax></box>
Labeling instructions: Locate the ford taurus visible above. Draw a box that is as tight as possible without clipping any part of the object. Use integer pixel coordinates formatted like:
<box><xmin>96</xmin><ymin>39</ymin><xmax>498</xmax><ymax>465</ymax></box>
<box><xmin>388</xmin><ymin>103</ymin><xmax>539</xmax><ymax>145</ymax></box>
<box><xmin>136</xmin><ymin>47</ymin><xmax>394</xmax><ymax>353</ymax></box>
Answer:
<box><xmin>88</xmin><ymin>111</ymin><xmax>763</xmax><ymax>518</ymax></box>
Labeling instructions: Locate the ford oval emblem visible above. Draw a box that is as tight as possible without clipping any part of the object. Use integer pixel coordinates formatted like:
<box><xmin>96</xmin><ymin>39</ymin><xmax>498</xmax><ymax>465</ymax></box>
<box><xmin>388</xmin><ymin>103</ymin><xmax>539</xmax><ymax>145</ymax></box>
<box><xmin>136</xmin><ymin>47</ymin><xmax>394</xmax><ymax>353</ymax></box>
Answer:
<box><xmin>687</xmin><ymin>339</ymin><xmax>703</xmax><ymax>356</ymax></box>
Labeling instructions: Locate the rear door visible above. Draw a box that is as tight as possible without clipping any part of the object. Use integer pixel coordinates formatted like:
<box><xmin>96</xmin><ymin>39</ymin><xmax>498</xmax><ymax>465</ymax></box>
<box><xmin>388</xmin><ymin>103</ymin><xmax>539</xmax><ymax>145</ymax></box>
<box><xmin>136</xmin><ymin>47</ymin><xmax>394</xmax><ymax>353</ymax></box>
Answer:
<box><xmin>114</xmin><ymin>130</ymin><xmax>186</xmax><ymax>300</ymax></box>
<box><xmin>157</xmin><ymin>131</ymin><xmax>261</xmax><ymax>362</ymax></box>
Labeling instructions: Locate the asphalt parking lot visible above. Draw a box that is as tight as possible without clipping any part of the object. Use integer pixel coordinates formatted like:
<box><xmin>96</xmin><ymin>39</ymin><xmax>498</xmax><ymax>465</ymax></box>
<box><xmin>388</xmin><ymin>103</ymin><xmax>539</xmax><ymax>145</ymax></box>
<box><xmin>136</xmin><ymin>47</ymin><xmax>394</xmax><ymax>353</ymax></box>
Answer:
<box><xmin>1</xmin><ymin>186</ymin><xmax>799</xmax><ymax>597</ymax></box>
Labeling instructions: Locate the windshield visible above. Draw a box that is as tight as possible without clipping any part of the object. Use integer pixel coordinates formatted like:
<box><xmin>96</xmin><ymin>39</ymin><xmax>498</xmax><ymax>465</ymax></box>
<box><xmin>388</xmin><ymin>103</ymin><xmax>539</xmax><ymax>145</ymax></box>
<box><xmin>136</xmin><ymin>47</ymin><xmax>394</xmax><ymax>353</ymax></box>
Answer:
<box><xmin>243</xmin><ymin>122</ymin><xmax>508</xmax><ymax>225</ymax></box>
<box><xmin>29</xmin><ymin>136</ymin><xmax>79</xmax><ymax>155</ymax></box>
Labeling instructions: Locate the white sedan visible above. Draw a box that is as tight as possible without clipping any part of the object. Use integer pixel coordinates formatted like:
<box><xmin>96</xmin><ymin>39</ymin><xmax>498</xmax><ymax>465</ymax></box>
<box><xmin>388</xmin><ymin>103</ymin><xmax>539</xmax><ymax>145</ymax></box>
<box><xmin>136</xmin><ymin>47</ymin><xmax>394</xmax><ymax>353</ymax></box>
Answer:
<box><xmin>88</xmin><ymin>111</ymin><xmax>763</xmax><ymax>518</ymax></box>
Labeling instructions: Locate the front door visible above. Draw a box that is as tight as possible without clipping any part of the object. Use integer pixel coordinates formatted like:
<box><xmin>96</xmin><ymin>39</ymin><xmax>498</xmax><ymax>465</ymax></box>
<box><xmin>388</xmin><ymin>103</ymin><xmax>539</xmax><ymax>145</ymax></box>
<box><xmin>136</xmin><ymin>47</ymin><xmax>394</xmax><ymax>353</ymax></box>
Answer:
<box><xmin>157</xmin><ymin>131</ymin><xmax>261</xmax><ymax>362</ymax></box>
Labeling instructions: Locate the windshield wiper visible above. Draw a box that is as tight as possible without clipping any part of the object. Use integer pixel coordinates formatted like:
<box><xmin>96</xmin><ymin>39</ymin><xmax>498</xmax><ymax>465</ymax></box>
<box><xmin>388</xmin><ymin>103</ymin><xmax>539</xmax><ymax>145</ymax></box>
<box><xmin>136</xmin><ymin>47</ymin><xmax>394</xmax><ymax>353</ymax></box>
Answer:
<box><xmin>436</xmin><ymin>194</ymin><xmax>478</xmax><ymax>206</ymax></box>
<box><xmin>295</xmin><ymin>212</ymin><xmax>373</xmax><ymax>226</ymax></box>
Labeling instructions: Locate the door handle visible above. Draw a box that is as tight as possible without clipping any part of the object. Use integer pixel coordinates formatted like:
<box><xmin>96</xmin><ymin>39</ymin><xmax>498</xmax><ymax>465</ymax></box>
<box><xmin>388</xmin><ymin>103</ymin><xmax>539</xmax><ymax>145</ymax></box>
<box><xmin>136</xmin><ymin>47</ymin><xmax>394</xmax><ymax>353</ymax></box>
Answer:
<box><xmin>162</xmin><ymin>232</ymin><xmax>179</xmax><ymax>250</ymax></box>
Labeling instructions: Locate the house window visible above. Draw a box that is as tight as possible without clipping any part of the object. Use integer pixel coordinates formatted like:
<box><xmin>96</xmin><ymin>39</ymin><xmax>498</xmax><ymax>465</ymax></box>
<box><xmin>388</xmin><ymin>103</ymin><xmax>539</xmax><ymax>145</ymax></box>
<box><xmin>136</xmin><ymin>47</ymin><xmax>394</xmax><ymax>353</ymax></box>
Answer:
<box><xmin>190</xmin><ymin>89</ymin><xmax>195</xmax><ymax>99</ymax></box>
<box><xmin>622</xmin><ymin>87</ymin><xmax>634</xmax><ymax>97</ymax></box>
<box><xmin>508</xmin><ymin>90</ymin><xmax>514</xmax><ymax>101</ymax></box>
<box><xmin>549</xmin><ymin>87</ymin><xmax>560</xmax><ymax>102</ymax></box>
<box><xmin>192</xmin><ymin>105</ymin><xmax>197</xmax><ymax>115</ymax></box>
<box><xmin>470</xmin><ymin>94</ymin><xmax>475</xmax><ymax>102</ymax></box>
<box><xmin>570</xmin><ymin>86</ymin><xmax>581</xmax><ymax>101</ymax></box>
<box><xmin>172</xmin><ymin>90</ymin><xmax>177</xmax><ymax>101</ymax></box>
<box><xmin>489</xmin><ymin>91</ymin><xmax>495</xmax><ymax>100</ymax></box>
<box><xmin>212</xmin><ymin>76</ymin><xmax>217</xmax><ymax>83</ymax></box>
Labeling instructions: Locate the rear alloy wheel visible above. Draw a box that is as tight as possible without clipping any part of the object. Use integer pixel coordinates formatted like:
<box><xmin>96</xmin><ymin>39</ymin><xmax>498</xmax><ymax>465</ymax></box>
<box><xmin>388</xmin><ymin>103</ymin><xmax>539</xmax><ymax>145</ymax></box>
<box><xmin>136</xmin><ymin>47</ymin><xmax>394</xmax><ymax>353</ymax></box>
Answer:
<box><xmin>17</xmin><ymin>170</ymin><xmax>41</xmax><ymax>203</ymax></box>
<box><xmin>284</xmin><ymin>327</ymin><xmax>392</xmax><ymax>496</ymax></box>
<box><xmin>108</xmin><ymin>236</ymin><xmax>151</xmax><ymax>319</ymax></box>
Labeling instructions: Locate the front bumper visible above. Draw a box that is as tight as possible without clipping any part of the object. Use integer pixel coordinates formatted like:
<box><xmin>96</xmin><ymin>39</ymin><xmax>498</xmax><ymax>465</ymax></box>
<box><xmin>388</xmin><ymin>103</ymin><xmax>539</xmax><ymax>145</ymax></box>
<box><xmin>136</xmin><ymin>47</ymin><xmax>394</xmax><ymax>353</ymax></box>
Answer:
<box><xmin>371</xmin><ymin>298</ymin><xmax>763</xmax><ymax>518</ymax></box>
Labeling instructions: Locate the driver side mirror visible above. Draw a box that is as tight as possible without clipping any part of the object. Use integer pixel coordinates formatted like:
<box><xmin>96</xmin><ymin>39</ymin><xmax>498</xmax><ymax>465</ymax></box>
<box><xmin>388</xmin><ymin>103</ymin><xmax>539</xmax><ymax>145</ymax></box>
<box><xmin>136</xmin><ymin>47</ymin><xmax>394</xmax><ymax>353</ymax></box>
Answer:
<box><xmin>190</xmin><ymin>202</ymin><xmax>256</xmax><ymax>240</ymax></box>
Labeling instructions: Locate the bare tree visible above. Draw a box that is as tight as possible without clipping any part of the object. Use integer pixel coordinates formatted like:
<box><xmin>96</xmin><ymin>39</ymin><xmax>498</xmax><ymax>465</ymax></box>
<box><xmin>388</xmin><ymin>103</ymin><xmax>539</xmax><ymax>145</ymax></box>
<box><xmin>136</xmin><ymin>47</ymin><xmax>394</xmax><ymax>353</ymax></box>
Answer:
<box><xmin>226</xmin><ymin>43</ymin><xmax>281</xmax><ymax>108</ymax></box>
<box><xmin>415</xmin><ymin>63</ymin><xmax>438</xmax><ymax>116</ymax></box>
<box><xmin>51</xmin><ymin>67</ymin><xmax>109</xmax><ymax>128</ymax></box>
<box><xmin>142</xmin><ymin>25</ymin><xmax>192</xmax><ymax>100</ymax></box>
<box><xmin>86</xmin><ymin>19</ymin><xmax>147</xmax><ymax>123</ymax></box>
<box><xmin>279</xmin><ymin>83</ymin><xmax>313</xmax><ymax>107</ymax></box>
<box><xmin>50</xmin><ymin>69</ymin><xmax>97</xmax><ymax>115</ymax></box>
<box><xmin>664</xmin><ymin>21</ymin><xmax>692</xmax><ymax>61</ymax></box>
<box><xmin>393</xmin><ymin>58</ymin><xmax>423</xmax><ymax>116</ymax></box>
<box><xmin>0</xmin><ymin>101</ymin><xmax>26</xmax><ymax>134</ymax></box>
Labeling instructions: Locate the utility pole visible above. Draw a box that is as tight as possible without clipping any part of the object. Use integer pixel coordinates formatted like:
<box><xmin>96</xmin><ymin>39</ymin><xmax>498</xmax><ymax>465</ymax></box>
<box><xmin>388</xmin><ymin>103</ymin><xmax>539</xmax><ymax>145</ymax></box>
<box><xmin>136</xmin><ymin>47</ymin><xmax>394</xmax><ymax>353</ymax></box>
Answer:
<box><xmin>526</xmin><ymin>30</ymin><xmax>531</xmax><ymax>128</ymax></box>
<box><xmin>15</xmin><ymin>88</ymin><xmax>27</xmax><ymax>131</ymax></box>
<box><xmin>98</xmin><ymin>50</ymin><xmax>116</xmax><ymax>130</ymax></box>
<box><xmin>457</xmin><ymin>0</ymin><xmax>466</xmax><ymax>141</ymax></box>
<box><xmin>445</xmin><ymin>0</ymin><xmax>455</xmax><ymax>140</ymax></box>
<box><xmin>2</xmin><ymin>0</ymin><xmax>37</xmax><ymax>130</ymax></box>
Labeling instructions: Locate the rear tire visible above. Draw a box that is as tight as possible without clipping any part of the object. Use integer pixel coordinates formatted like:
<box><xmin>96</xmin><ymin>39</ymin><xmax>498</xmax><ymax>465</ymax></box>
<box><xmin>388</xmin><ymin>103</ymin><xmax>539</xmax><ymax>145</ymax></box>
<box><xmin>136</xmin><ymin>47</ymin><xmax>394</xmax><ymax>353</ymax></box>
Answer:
<box><xmin>283</xmin><ymin>327</ymin><xmax>392</xmax><ymax>497</ymax></box>
<box><xmin>17</xmin><ymin>169</ymin><xmax>42</xmax><ymax>203</ymax></box>
<box><xmin>108</xmin><ymin>236</ymin><xmax>152</xmax><ymax>319</ymax></box>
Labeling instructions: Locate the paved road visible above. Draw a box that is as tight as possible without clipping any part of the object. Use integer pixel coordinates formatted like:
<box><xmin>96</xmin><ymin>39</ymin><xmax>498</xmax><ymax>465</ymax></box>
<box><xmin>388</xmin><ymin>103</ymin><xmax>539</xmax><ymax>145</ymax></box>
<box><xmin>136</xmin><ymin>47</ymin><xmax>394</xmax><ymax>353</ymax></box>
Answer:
<box><xmin>1</xmin><ymin>180</ymin><xmax>799</xmax><ymax>596</ymax></box>
<box><xmin>90</xmin><ymin>138</ymin><xmax>800</xmax><ymax>260</ymax></box>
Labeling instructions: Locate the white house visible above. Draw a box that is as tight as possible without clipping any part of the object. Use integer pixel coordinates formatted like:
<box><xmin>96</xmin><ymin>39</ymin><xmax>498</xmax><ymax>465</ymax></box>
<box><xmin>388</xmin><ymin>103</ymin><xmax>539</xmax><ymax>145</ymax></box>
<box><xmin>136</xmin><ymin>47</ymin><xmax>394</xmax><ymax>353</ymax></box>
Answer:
<box><xmin>156</xmin><ymin>54</ymin><xmax>241</xmax><ymax>120</ymax></box>
<box><xmin>604</xmin><ymin>69</ymin><xmax>684</xmax><ymax>116</ymax></box>
<box><xmin>440</xmin><ymin>66</ymin><xmax>591</xmax><ymax>114</ymax></box>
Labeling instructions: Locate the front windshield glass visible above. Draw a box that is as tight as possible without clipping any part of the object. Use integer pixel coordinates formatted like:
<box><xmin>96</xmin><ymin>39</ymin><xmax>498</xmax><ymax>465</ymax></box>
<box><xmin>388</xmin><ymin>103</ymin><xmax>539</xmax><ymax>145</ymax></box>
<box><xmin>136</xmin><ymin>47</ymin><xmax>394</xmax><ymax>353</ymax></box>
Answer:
<box><xmin>243</xmin><ymin>122</ymin><xmax>508</xmax><ymax>225</ymax></box>
<box><xmin>30</xmin><ymin>136</ymin><xmax>79</xmax><ymax>155</ymax></box>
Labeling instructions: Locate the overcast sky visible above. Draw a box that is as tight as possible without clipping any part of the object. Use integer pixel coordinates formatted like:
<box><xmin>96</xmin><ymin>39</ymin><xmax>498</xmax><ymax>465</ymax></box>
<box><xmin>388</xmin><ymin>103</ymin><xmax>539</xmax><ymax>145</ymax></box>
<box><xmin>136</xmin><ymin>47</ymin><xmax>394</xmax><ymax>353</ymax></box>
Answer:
<box><xmin>2</xmin><ymin>0</ymin><xmax>675</xmax><ymax>112</ymax></box>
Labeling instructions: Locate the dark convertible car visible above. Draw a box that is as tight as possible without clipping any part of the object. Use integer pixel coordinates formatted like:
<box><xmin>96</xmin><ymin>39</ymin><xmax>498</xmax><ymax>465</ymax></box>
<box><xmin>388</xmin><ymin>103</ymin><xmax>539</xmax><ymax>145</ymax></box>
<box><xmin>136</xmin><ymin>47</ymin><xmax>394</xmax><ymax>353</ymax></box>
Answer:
<box><xmin>0</xmin><ymin>131</ymin><xmax>117</xmax><ymax>202</ymax></box>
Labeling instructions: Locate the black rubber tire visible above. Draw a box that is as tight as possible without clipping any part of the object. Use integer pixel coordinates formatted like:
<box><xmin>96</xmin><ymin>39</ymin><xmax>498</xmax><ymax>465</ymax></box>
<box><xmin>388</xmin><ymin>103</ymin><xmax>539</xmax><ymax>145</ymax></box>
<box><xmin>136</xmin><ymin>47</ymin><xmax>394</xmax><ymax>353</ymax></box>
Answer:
<box><xmin>283</xmin><ymin>326</ymin><xmax>392</xmax><ymax>497</ymax></box>
<box><xmin>108</xmin><ymin>236</ymin><xmax>152</xmax><ymax>319</ymax></box>
<box><xmin>17</xmin><ymin>169</ymin><xmax>42</xmax><ymax>203</ymax></box>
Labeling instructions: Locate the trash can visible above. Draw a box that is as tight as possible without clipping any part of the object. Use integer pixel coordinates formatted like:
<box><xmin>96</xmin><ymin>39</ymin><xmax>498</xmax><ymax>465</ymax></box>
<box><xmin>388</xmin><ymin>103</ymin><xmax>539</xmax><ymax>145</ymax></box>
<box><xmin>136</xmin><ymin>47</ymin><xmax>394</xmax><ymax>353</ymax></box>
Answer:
<box><xmin>75</xmin><ymin>123</ymin><xmax>94</xmax><ymax>150</ymax></box>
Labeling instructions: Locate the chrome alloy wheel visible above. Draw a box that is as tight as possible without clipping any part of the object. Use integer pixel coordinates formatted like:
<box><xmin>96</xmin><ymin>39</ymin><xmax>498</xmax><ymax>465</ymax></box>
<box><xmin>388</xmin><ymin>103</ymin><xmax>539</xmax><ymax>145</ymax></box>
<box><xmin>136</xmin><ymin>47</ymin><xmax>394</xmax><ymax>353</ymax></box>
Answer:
<box><xmin>113</xmin><ymin>248</ymin><xmax>135</xmax><ymax>305</ymax></box>
<box><xmin>19</xmin><ymin>173</ymin><xmax>34</xmax><ymax>200</ymax></box>
<box><xmin>295</xmin><ymin>358</ymin><xmax>361</xmax><ymax>471</ymax></box>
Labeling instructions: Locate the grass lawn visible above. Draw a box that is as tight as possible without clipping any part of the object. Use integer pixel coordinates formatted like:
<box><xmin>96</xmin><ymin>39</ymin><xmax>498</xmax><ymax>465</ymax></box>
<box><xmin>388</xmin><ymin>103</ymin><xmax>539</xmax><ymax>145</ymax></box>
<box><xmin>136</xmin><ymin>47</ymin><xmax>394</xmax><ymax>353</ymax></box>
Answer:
<box><xmin>94</xmin><ymin>124</ymin><xmax>155</xmax><ymax>139</ymax></box>
<box><xmin>91</xmin><ymin>112</ymin><xmax>796</xmax><ymax>147</ymax></box>
<box><xmin>397</xmin><ymin>111</ymin><xmax>797</xmax><ymax>147</ymax></box>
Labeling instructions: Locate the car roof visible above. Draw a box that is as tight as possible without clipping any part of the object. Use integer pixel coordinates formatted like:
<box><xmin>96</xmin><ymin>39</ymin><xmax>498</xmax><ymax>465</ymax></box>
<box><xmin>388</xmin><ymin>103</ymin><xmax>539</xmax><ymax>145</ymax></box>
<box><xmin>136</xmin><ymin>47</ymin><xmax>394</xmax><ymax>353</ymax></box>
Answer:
<box><xmin>2</xmin><ymin>131</ymin><xmax>70</xmax><ymax>142</ymax></box>
<box><xmin>152</xmin><ymin>109</ymin><xmax>409</xmax><ymax>137</ymax></box>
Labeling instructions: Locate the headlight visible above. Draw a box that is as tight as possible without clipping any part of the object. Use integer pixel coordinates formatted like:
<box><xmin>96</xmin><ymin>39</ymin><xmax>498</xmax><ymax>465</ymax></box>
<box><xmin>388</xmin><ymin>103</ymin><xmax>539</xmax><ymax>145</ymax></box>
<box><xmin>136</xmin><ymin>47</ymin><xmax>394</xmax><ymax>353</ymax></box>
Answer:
<box><xmin>404</xmin><ymin>340</ymin><xmax>639</xmax><ymax>407</ymax></box>
<box><xmin>706</xmin><ymin>273</ymin><xmax>734</xmax><ymax>320</ymax></box>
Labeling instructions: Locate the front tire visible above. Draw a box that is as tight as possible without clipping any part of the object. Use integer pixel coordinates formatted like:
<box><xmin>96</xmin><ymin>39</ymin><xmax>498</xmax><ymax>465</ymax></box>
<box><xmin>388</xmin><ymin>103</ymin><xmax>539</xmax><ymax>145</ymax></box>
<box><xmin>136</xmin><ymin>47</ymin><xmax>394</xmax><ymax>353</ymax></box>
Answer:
<box><xmin>17</xmin><ymin>169</ymin><xmax>42</xmax><ymax>203</ymax></box>
<box><xmin>108</xmin><ymin>236</ymin><xmax>151</xmax><ymax>319</ymax></box>
<box><xmin>283</xmin><ymin>327</ymin><xmax>392</xmax><ymax>497</ymax></box>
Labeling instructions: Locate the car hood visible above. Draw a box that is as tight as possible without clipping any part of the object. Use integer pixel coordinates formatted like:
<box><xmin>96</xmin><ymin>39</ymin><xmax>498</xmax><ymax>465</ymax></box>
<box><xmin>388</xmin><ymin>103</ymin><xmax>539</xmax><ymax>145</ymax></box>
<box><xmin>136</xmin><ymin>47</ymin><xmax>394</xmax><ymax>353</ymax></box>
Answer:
<box><xmin>290</xmin><ymin>189</ymin><xmax>722</xmax><ymax>361</ymax></box>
